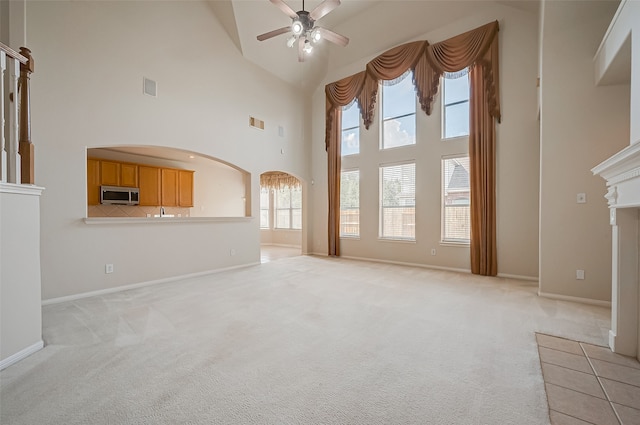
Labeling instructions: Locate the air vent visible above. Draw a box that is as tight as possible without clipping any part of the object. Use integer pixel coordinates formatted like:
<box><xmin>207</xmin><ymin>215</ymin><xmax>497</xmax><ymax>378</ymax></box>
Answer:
<box><xmin>249</xmin><ymin>116</ymin><xmax>264</xmax><ymax>130</ymax></box>
<box><xmin>143</xmin><ymin>77</ymin><xmax>157</xmax><ymax>97</ymax></box>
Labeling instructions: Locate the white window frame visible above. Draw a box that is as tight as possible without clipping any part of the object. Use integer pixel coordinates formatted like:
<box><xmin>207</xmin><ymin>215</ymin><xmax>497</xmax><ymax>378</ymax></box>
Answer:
<box><xmin>380</xmin><ymin>74</ymin><xmax>417</xmax><ymax>150</ymax></box>
<box><xmin>259</xmin><ymin>187</ymin><xmax>270</xmax><ymax>229</ymax></box>
<box><xmin>341</xmin><ymin>103</ymin><xmax>360</xmax><ymax>157</ymax></box>
<box><xmin>379</xmin><ymin>161</ymin><xmax>416</xmax><ymax>241</ymax></box>
<box><xmin>340</xmin><ymin>169</ymin><xmax>360</xmax><ymax>238</ymax></box>
<box><xmin>441</xmin><ymin>154</ymin><xmax>470</xmax><ymax>244</ymax></box>
<box><xmin>441</xmin><ymin>72</ymin><xmax>470</xmax><ymax>141</ymax></box>
<box><xmin>275</xmin><ymin>186</ymin><xmax>302</xmax><ymax>230</ymax></box>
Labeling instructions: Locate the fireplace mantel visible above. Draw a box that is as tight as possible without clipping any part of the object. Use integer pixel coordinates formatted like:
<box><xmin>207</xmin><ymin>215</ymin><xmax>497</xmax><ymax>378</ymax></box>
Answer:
<box><xmin>593</xmin><ymin>142</ymin><xmax>640</xmax><ymax>208</ymax></box>
<box><xmin>592</xmin><ymin>141</ymin><xmax>640</xmax><ymax>359</ymax></box>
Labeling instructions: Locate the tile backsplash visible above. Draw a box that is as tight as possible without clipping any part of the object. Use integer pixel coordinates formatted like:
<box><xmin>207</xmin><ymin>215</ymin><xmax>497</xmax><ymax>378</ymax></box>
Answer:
<box><xmin>88</xmin><ymin>205</ymin><xmax>192</xmax><ymax>218</ymax></box>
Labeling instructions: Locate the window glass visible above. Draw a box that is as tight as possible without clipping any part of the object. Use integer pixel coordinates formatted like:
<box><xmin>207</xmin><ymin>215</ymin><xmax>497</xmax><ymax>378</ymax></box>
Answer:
<box><xmin>382</xmin><ymin>73</ymin><xmax>416</xmax><ymax>149</ymax></box>
<box><xmin>442</xmin><ymin>156</ymin><xmax>470</xmax><ymax>242</ymax></box>
<box><xmin>443</xmin><ymin>73</ymin><xmax>470</xmax><ymax>139</ymax></box>
<box><xmin>380</xmin><ymin>163</ymin><xmax>416</xmax><ymax>240</ymax></box>
<box><xmin>275</xmin><ymin>186</ymin><xmax>302</xmax><ymax>230</ymax></box>
<box><xmin>340</xmin><ymin>170</ymin><xmax>360</xmax><ymax>237</ymax></box>
<box><xmin>341</xmin><ymin>103</ymin><xmax>360</xmax><ymax>156</ymax></box>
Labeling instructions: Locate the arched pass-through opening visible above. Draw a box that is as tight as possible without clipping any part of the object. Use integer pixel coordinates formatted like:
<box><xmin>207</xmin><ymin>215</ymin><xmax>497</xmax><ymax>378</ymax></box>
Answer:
<box><xmin>259</xmin><ymin>171</ymin><xmax>303</xmax><ymax>263</ymax></box>
<box><xmin>86</xmin><ymin>146</ymin><xmax>250</xmax><ymax>219</ymax></box>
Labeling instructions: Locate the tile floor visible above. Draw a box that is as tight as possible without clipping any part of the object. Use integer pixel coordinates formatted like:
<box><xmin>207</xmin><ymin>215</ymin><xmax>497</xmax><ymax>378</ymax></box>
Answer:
<box><xmin>260</xmin><ymin>245</ymin><xmax>301</xmax><ymax>263</ymax></box>
<box><xmin>537</xmin><ymin>333</ymin><xmax>640</xmax><ymax>425</ymax></box>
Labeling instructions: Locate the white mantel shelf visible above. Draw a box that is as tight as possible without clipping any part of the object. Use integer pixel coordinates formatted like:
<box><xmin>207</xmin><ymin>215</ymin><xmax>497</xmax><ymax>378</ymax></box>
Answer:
<box><xmin>84</xmin><ymin>216</ymin><xmax>254</xmax><ymax>225</ymax></box>
<box><xmin>592</xmin><ymin>141</ymin><xmax>640</xmax><ymax>210</ymax></box>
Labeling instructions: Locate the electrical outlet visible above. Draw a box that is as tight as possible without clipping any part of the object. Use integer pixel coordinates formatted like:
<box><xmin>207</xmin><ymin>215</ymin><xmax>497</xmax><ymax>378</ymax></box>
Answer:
<box><xmin>576</xmin><ymin>269</ymin><xmax>585</xmax><ymax>280</ymax></box>
<box><xmin>431</xmin><ymin>249</ymin><xmax>436</xmax><ymax>256</ymax></box>
<box><xmin>105</xmin><ymin>264</ymin><xmax>114</xmax><ymax>274</ymax></box>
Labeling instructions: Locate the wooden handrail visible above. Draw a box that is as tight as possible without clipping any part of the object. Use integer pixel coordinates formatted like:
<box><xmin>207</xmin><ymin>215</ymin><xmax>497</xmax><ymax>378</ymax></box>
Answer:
<box><xmin>19</xmin><ymin>47</ymin><xmax>35</xmax><ymax>184</ymax></box>
<box><xmin>0</xmin><ymin>42</ymin><xmax>28</xmax><ymax>64</ymax></box>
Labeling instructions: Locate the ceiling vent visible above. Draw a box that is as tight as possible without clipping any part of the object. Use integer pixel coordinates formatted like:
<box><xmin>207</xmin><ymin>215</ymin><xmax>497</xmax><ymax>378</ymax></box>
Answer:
<box><xmin>143</xmin><ymin>77</ymin><xmax>157</xmax><ymax>97</ymax></box>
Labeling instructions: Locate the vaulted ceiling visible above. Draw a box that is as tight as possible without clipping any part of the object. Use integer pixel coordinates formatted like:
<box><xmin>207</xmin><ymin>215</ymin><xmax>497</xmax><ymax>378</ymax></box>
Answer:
<box><xmin>208</xmin><ymin>0</ymin><xmax>539</xmax><ymax>90</ymax></box>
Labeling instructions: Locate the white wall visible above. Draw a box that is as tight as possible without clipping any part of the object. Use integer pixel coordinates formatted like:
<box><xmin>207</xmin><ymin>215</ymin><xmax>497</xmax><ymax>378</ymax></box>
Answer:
<box><xmin>28</xmin><ymin>1</ymin><xmax>309</xmax><ymax>300</ymax></box>
<box><xmin>310</xmin><ymin>3</ymin><xmax>540</xmax><ymax>278</ymax></box>
<box><xmin>539</xmin><ymin>0</ymin><xmax>630</xmax><ymax>302</ymax></box>
<box><xmin>1</xmin><ymin>186</ymin><xmax>43</xmax><ymax>367</ymax></box>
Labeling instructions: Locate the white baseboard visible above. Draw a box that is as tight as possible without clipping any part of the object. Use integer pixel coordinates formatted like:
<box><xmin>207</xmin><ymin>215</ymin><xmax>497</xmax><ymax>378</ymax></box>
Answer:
<box><xmin>340</xmin><ymin>255</ymin><xmax>471</xmax><ymax>274</ymax></box>
<box><xmin>538</xmin><ymin>290</ymin><xmax>612</xmax><ymax>308</ymax></box>
<box><xmin>0</xmin><ymin>340</ymin><xmax>44</xmax><ymax>371</ymax></box>
<box><xmin>309</xmin><ymin>253</ymin><xmax>538</xmax><ymax>282</ymax></box>
<box><xmin>497</xmin><ymin>273</ymin><xmax>539</xmax><ymax>282</ymax></box>
<box><xmin>261</xmin><ymin>243</ymin><xmax>302</xmax><ymax>248</ymax></box>
<box><xmin>42</xmin><ymin>262</ymin><xmax>260</xmax><ymax>306</ymax></box>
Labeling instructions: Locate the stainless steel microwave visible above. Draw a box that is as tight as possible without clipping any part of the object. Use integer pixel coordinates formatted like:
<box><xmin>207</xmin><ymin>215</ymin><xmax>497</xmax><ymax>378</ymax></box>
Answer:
<box><xmin>100</xmin><ymin>186</ymin><xmax>140</xmax><ymax>205</ymax></box>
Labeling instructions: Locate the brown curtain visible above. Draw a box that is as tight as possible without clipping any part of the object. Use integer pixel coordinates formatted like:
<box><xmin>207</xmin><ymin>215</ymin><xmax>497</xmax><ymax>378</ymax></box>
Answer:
<box><xmin>324</xmin><ymin>21</ymin><xmax>500</xmax><ymax>274</ymax></box>
<box><xmin>324</xmin><ymin>72</ymin><xmax>368</xmax><ymax>256</ymax></box>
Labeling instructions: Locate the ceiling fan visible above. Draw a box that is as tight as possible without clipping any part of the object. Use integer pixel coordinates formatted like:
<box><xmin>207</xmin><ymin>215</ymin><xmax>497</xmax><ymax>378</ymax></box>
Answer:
<box><xmin>257</xmin><ymin>0</ymin><xmax>349</xmax><ymax>62</ymax></box>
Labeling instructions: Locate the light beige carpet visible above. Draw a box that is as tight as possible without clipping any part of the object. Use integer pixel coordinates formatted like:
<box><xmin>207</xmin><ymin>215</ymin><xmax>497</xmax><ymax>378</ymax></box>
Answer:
<box><xmin>0</xmin><ymin>255</ymin><xmax>610</xmax><ymax>424</ymax></box>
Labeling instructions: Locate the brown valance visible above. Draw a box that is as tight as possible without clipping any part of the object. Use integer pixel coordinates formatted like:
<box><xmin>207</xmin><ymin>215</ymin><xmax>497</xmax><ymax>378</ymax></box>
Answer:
<box><xmin>324</xmin><ymin>21</ymin><xmax>500</xmax><ymax>275</ymax></box>
<box><xmin>260</xmin><ymin>172</ymin><xmax>301</xmax><ymax>191</ymax></box>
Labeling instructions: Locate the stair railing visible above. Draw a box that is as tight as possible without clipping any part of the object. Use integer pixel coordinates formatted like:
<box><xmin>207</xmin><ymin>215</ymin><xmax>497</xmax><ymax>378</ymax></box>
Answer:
<box><xmin>1</xmin><ymin>42</ymin><xmax>34</xmax><ymax>184</ymax></box>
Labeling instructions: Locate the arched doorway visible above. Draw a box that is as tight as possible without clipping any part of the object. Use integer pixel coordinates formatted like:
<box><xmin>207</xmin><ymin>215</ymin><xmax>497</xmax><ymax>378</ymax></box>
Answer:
<box><xmin>259</xmin><ymin>171</ymin><xmax>302</xmax><ymax>263</ymax></box>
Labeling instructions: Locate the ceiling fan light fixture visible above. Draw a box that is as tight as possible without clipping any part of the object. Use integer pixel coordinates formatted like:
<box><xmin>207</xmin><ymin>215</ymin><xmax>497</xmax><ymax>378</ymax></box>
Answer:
<box><xmin>303</xmin><ymin>40</ymin><xmax>313</xmax><ymax>54</ymax></box>
<box><xmin>286</xmin><ymin>35</ymin><xmax>297</xmax><ymax>48</ymax></box>
<box><xmin>291</xmin><ymin>20</ymin><xmax>304</xmax><ymax>36</ymax></box>
<box><xmin>310</xmin><ymin>28</ymin><xmax>322</xmax><ymax>43</ymax></box>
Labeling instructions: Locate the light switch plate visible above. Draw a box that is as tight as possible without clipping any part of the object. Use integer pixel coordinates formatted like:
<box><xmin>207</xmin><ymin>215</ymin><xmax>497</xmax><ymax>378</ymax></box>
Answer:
<box><xmin>577</xmin><ymin>193</ymin><xmax>587</xmax><ymax>204</ymax></box>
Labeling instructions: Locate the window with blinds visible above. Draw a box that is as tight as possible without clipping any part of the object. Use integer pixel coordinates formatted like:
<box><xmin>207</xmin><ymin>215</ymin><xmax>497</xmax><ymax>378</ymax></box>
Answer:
<box><xmin>381</xmin><ymin>72</ymin><xmax>416</xmax><ymax>150</ymax></box>
<box><xmin>442</xmin><ymin>72</ymin><xmax>470</xmax><ymax>139</ymax></box>
<box><xmin>341</xmin><ymin>103</ymin><xmax>360</xmax><ymax>156</ymax></box>
<box><xmin>275</xmin><ymin>186</ymin><xmax>302</xmax><ymax>230</ymax></box>
<box><xmin>442</xmin><ymin>156</ymin><xmax>470</xmax><ymax>242</ymax></box>
<box><xmin>380</xmin><ymin>163</ymin><xmax>416</xmax><ymax>240</ymax></box>
<box><xmin>340</xmin><ymin>170</ymin><xmax>360</xmax><ymax>237</ymax></box>
<box><xmin>260</xmin><ymin>187</ymin><xmax>270</xmax><ymax>229</ymax></box>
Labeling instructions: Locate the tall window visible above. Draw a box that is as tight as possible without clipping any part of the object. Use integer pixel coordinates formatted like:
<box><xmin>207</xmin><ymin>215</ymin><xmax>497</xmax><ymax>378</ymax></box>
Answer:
<box><xmin>442</xmin><ymin>156</ymin><xmax>470</xmax><ymax>242</ymax></box>
<box><xmin>275</xmin><ymin>186</ymin><xmax>302</xmax><ymax>230</ymax></box>
<box><xmin>341</xmin><ymin>103</ymin><xmax>360</xmax><ymax>156</ymax></box>
<box><xmin>380</xmin><ymin>163</ymin><xmax>416</xmax><ymax>240</ymax></box>
<box><xmin>340</xmin><ymin>170</ymin><xmax>360</xmax><ymax>237</ymax></box>
<box><xmin>381</xmin><ymin>72</ymin><xmax>416</xmax><ymax>149</ymax></box>
<box><xmin>260</xmin><ymin>187</ymin><xmax>270</xmax><ymax>229</ymax></box>
<box><xmin>442</xmin><ymin>72</ymin><xmax>470</xmax><ymax>139</ymax></box>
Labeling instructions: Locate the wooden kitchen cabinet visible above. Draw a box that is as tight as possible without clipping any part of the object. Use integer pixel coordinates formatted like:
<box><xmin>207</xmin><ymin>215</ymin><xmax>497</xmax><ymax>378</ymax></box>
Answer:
<box><xmin>178</xmin><ymin>170</ymin><xmax>194</xmax><ymax>207</ymax></box>
<box><xmin>120</xmin><ymin>163</ymin><xmax>138</xmax><ymax>187</ymax></box>
<box><xmin>139</xmin><ymin>166</ymin><xmax>161</xmax><ymax>206</ymax></box>
<box><xmin>100</xmin><ymin>161</ymin><xmax>120</xmax><ymax>186</ymax></box>
<box><xmin>99</xmin><ymin>160</ymin><xmax>138</xmax><ymax>187</ymax></box>
<box><xmin>87</xmin><ymin>158</ymin><xmax>100</xmax><ymax>205</ymax></box>
<box><xmin>161</xmin><ymin>168</ymin><xmax>179</xmax><ymax>207</ymax></box>
<box><xmin>87</xmin><ymin>158</ymin><xmax>193</xmax><ymax>209</ymax></box>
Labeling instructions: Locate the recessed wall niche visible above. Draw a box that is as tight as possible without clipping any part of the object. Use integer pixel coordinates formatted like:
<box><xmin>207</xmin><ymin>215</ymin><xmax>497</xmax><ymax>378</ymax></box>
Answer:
<box><xmin>86</xmin><ymin>146</ymin><xmax>250</xmax><ymax>218</ymax></box>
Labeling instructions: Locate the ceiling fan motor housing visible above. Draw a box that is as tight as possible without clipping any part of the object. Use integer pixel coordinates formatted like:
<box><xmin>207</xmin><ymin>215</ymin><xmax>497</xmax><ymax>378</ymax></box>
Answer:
<box><xmin>295</xmin><ymin>11</ymin><xmax>314</xmax><ymax>32</ymax></box>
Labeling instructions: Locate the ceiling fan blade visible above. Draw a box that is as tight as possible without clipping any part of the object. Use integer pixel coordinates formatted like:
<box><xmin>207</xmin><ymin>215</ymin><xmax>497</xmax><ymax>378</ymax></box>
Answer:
<box><xmin>319</xmin><ymin>27</ymin><xmax>349</xmax><ymax>47</ymax></box>
<box><xmin>257</xmin><ymin>26</ymin><xmax>291</xmax><ymax>42</ymax></box>
<box><xmin>298</xmin><ymin>36</ymin><xmax>305</xmax><ymax>62</ymax></box>
<box><xmin>310</xmin><ymin>0</ymin><xmax>340</xmax><ymax>21</ymax></box>
<box><xmin>270</xmin><ymin>0</ymin><xmax>298</xmax><ymax>19</ymax></box>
